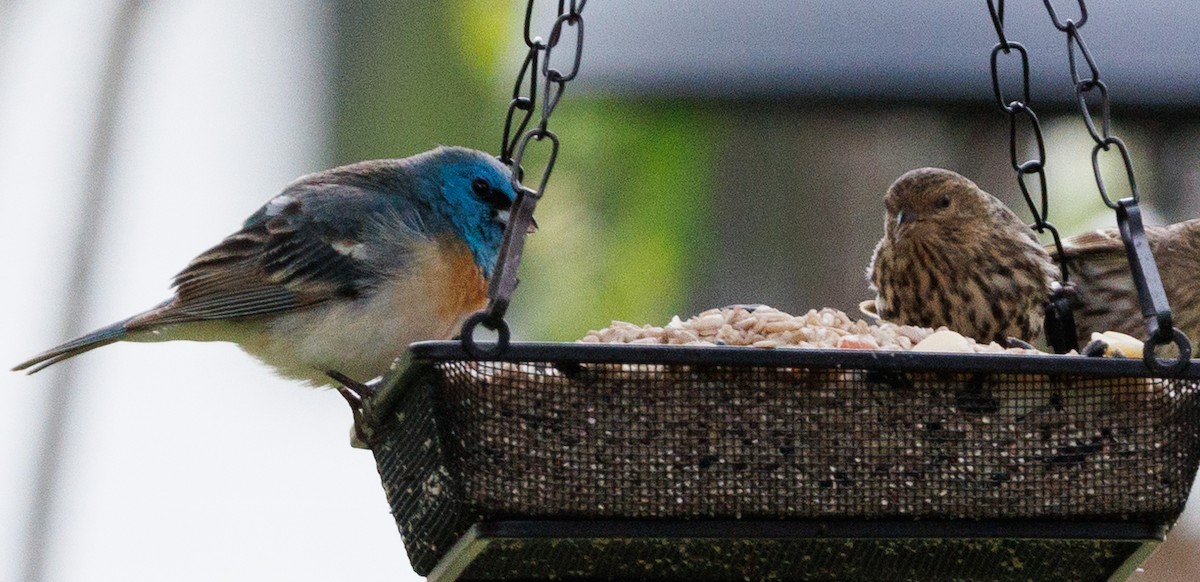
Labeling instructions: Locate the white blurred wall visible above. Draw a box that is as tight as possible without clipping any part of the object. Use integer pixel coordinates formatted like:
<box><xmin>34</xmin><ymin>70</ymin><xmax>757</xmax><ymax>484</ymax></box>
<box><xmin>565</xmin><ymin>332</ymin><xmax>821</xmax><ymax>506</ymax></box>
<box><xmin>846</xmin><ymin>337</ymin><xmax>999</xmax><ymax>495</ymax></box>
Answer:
<box><xmin>0</xmin><ymin>1</ymin><xmax>418</xmax><ymax>580</ymax></box>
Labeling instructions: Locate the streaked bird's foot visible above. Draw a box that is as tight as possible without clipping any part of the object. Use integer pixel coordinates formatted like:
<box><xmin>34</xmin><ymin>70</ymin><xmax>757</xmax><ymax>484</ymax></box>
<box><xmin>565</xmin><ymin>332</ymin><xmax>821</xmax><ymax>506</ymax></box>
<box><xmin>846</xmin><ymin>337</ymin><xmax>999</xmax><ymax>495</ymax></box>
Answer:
<box><xmin>327</xmin><ymin>370</ymin><xmax>377</xmax><ymax>448</ymax></box>
<box><xmin>1081</xmin><ymin>339</ymin><xmax>1107</xmax><ymax>357</ymax></box>
<box><xmin>1005</xmin><ymin>337</ymin><xmax>1037</xmax><ymax>350</ymax></box>
<box><xmin>858</xmin><ymin>299</ymin><xmax>880</xmax><ymax>320</ymax></box>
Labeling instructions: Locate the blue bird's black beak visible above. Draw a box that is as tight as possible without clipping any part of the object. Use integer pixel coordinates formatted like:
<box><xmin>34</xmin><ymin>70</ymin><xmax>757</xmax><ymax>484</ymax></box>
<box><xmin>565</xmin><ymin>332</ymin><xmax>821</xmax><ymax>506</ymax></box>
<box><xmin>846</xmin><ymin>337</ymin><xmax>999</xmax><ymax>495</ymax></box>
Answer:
<box><xmin>495</xmin><ymin>209</ymin><xmax>538</xmax><ymax>234</ymax></box>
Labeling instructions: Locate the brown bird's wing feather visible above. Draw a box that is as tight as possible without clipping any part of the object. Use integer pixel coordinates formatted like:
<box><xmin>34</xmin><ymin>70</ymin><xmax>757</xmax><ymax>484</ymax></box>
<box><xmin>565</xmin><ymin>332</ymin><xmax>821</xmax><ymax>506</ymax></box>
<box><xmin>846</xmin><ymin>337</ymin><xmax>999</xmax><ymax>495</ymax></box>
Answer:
<box><xmin>1050</xmin><ymin>228</ymin><xmax>1137</xmax><ymax>341</ymax></box>
<box><xmin>1053</xmin><ymin>228</ymin><xmax>1125</xmax><ymax>258</ymax></box>
<box><xmin>1152</xmin><ymin>220</ymin><xmax>1200</xmax><ymax>341</ymax></box>
<box><xmin>1052</xmin><ymin>229</ymin><xmax>1130</xmax><ymax>291</ymax></box>
<box><xmin>1051</xmin><ymin>222</ymin><xmax>1200</xmax><ymax>344</ymax></box>
<box><xmin>1054</xmin><ymin>222</ymin><xmax>1199</xmax><ymax>257</ymax></box>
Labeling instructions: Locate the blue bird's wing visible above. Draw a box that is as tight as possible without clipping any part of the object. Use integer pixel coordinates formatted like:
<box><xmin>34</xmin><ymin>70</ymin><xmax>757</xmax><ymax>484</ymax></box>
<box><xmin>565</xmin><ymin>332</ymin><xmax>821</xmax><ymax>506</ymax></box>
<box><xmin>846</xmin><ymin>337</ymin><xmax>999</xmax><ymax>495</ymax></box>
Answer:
<box><xmin>137</xmin><ymin>184</ymin><xmax>414</xmax><ymax>327</ymax></box>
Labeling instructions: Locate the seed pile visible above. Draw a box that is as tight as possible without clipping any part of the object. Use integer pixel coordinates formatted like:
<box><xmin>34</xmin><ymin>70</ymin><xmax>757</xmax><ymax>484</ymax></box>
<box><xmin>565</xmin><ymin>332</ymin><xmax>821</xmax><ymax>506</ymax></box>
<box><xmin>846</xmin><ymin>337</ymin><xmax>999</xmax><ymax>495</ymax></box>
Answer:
<box><xmin>580</xmin><ymin>305</ymin><xmax>1044</xmax><ymax>354</ymax></box>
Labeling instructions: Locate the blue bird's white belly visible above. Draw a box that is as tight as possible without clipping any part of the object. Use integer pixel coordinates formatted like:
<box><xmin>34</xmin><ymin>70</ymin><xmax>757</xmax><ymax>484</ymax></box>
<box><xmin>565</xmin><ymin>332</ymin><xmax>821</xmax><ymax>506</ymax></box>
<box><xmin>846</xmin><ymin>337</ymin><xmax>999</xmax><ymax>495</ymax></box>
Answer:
<box><xmin>236</xmin><ymin>238</ymin><xmax>488</xmax><ymax>386</ymax></box>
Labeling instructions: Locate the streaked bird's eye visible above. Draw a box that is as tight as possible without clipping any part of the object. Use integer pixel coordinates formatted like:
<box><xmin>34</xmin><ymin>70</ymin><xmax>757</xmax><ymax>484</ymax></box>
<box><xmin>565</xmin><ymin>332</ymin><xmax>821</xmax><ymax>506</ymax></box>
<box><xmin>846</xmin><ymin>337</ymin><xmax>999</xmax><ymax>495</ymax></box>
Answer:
<box><xmin>935</xmin><ymin>194</ymin><xmax>951</xmax><ymax>209</ymax></box>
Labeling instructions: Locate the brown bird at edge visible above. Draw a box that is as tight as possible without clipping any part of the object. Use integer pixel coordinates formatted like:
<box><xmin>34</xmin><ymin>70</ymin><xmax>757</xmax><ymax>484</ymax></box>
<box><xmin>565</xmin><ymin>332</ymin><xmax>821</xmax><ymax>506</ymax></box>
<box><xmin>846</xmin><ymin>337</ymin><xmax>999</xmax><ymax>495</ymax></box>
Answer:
<box><xmin>864</xmin><ymin>167</ymin><xmax>1060</xmax><ymax>345</ymax></box>
<box><xmin>1053</xmin><ymin>219</ymin><xmax>1200</xmax><ymax>349</ymax></box>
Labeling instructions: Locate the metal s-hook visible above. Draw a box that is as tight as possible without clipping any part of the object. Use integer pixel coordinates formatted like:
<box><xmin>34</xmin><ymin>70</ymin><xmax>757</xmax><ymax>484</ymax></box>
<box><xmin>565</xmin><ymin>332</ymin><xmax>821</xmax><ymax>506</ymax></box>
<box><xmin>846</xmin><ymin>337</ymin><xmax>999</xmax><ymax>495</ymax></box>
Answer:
<box><xmin>1114</xmin><ymin>199</ymin><xmax>1191</xmax><ymax>374</ymax></box>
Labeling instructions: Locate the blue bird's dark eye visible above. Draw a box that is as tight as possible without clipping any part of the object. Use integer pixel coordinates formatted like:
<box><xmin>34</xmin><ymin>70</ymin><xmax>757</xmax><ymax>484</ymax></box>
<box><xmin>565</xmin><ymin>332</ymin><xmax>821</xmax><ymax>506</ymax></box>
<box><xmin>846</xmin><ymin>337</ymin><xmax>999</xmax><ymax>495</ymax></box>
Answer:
<box><xmin>472</xmin><ymin>178</ymin><xmax>490</xmax><ymax>196</ymax></box>
<box><xmin>472</xmin><ymin>177</ymin><xmax>511</xmax><ymax>210</ymax></box>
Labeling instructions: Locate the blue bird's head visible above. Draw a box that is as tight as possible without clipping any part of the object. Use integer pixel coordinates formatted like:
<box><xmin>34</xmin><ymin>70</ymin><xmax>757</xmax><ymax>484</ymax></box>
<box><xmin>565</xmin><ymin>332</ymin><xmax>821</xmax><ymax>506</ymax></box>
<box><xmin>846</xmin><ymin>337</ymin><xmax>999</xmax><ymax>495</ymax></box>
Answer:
<box><xmin>411</xmin><ymin>146</ymin><xmax>521</xmax><ymax>277</ymax></box>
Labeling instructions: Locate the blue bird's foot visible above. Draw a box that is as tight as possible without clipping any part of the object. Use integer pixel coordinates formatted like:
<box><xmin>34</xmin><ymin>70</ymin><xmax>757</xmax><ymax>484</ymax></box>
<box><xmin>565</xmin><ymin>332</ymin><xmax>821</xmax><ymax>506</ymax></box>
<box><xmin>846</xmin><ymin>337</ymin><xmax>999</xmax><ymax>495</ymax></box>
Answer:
<box><xmin>327</xmin><ymin>370</ymin><xmax>377</xmax><ymax>448</ymax></box>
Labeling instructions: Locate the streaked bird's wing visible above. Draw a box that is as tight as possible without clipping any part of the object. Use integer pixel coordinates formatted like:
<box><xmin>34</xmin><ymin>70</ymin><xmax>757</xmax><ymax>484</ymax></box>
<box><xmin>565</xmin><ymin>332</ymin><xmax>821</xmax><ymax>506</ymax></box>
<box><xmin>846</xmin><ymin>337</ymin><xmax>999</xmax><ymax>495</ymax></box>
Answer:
<box><xmin>1050</xmin><ymin>226</ymin><xmax>1161</xmax><ymax>343</ymax></box>
<box><xmin>1052</xmin><ymin>229</ymin><xmax>1125</xmax><ymax>260</ymax></box>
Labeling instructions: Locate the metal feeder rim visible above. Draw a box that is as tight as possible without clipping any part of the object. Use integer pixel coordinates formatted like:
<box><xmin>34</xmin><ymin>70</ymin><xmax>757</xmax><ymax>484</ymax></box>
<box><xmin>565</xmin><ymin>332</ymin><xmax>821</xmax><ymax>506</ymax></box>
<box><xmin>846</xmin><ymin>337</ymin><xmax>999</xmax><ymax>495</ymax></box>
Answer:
<box><xmin>364</xmin><ymin>340</ymin><xmax>1200</xmax><ymax>425</ymax></box>
<box><xmin>405</xmin><ymin>340</ymin><xmax>1200</xmax><ymax>378</ymax></box>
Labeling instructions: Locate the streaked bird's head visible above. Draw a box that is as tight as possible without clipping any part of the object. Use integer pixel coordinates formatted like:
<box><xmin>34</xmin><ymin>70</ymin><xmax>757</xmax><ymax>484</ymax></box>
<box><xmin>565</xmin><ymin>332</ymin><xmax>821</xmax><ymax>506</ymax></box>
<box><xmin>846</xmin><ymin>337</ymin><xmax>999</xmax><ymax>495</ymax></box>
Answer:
<box><xmin>883</xmin><ymin>167</ymin><xmax>997</xmax><ymax>244</ymax></box>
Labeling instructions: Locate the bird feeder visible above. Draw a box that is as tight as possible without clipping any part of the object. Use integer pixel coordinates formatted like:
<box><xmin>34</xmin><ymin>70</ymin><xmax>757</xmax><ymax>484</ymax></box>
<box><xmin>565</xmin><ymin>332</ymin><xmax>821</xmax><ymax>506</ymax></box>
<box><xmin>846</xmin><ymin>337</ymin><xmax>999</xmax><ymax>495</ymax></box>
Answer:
<box><xmin>344</xmin><ymin>2</ymin><xmax>1200</xmax><ymax>580</ymax></box>
<box><xmin>361</xmin><ymin>343</ymin><xmax>1200</xmax><ymax>580</ymax></box>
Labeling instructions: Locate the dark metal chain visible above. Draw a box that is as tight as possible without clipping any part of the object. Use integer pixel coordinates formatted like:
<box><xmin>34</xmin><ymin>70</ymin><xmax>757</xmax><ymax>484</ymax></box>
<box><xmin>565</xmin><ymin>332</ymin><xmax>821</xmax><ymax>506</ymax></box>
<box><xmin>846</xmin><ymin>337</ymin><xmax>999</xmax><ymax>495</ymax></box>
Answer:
<box><xmin>987</xmin><ymin>0</ymin><xmax>1190</xmax><ymax>372</ymax></box>
<box><xmin>462</xmin><ymin>0</ymin><xmax>587</xmax><ymax>358</ymax></box>
<box><xmin>986</xmin><ymin>0</ymin><xmax>1077</xmax><ymax>354</ymax></box>
<box><xmin>986</xmin><ymin>1</ymin><xmax>1067</xmax><ymax>275</ymax></box>
<box><xmin>1038</xmin><ymin>0</ymin><xmax>1136</xmax><ymax>210</ymax></box>
<box><xmin>1040</xmin><ymin>0</ymin><xmax>1189</xmax><ymax>371</ymax></box>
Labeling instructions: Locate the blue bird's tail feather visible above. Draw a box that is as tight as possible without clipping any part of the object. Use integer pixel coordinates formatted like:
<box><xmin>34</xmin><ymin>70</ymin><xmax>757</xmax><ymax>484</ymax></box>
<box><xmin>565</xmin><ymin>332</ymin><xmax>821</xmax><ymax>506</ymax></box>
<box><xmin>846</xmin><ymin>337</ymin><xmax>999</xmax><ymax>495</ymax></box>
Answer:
<box><xmin>12</xmin><ymin>319</ymin><xmax>132</xmax><ymax>374</ymax></box>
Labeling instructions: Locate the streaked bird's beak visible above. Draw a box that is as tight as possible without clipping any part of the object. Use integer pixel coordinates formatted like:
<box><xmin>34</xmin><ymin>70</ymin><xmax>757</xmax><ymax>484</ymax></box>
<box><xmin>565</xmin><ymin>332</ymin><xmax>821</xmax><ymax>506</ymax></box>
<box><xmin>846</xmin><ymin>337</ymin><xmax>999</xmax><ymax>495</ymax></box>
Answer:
<box><xmin>895</xmin><ymin>210</ymin><xmax>913</xmax><ymax>227</ymax></box>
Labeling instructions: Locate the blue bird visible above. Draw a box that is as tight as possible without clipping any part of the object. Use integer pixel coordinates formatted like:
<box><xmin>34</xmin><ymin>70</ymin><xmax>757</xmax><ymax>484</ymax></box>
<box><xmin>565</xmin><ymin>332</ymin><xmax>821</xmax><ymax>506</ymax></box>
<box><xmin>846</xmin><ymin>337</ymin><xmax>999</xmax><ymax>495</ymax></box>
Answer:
<box><xmin>14</xmin><ymin>146</ymin><xmax>521</xmax><ymax>387</ymax></box>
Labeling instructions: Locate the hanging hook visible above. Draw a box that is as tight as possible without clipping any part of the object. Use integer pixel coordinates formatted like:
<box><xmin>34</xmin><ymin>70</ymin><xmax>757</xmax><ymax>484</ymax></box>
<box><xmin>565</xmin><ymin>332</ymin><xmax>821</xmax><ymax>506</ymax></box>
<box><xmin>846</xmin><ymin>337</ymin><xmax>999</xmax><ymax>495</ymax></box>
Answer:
<box><xmin>1114</xmin><ymin>199</ymin><xmax>1191</xmax><ymax>374</ymax></box>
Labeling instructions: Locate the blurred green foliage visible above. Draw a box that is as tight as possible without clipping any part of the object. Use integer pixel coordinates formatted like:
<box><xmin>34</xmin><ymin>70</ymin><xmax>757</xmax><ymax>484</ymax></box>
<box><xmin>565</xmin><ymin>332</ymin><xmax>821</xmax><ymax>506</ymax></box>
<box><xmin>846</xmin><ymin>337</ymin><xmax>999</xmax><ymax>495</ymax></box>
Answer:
<box><xmin>517</xmin><ymin>99</ymin><xmax>722</xmax><ymax>340</ymax></box>
<box><xmin>333</xmin><ymin>0</ymin><xmax>500</xmax><ymax>160</ymax></box>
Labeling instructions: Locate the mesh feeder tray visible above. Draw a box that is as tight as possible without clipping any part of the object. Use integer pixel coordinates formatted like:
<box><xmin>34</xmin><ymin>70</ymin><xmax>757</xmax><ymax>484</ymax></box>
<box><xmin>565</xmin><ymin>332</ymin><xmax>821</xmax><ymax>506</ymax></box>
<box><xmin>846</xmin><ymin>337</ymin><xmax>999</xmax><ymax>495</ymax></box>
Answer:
<box><xmin>361</xmin><ymin>342</ymin><xmax>1200</xmax><ymax>581</ymax></box>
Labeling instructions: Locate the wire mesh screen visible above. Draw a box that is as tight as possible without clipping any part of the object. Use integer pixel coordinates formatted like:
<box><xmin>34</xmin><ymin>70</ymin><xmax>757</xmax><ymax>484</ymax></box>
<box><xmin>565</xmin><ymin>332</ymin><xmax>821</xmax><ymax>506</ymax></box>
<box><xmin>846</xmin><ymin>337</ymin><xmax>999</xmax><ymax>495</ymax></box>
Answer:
<box><xmin>369</xmin><ymin>344</ymin><xmax>1200</xmax><ymax>575</ymax></box>
<box><xmin>444</xmin><ymin>363</ymin><xmax>1199</xmax><ymax>519</ymax></box>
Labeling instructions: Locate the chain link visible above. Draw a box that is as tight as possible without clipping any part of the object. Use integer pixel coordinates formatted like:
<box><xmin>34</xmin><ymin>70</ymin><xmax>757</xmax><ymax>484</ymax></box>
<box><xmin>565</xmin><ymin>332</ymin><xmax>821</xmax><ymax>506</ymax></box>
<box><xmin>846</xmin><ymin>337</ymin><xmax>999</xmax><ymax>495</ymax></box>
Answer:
<box><xmin>986</xmin><ymin>2</ymin><xmax>1079</xmax><ymax>357</ymax></box>
<box><xmin>1042</xmin><ymin>0</ymin><xmax>1087</xmax><ymax>31</ymax></box>
<box><xmin>1040</xmin><ymin>1</ymin><xmax>1189</xmax><ymax>371</ymax></box>
<box><xmin>463</xmin><ymin>0</ymin><xmax>587</xmax><ymax>357</ymax></box>
<box><xmin>987</xmin><ymin>0</ymin><xmax>1189</xmax><ymax>371</ymax></box>
<box><xmin>987</xmin><ymin>1</ymin><xmax>1067</xmax><ymax>277</ymax></box>
<box><xmin>988</xmin><ymin>1</ymin><xmax>1078</xmax><ymax>353</ymax></box>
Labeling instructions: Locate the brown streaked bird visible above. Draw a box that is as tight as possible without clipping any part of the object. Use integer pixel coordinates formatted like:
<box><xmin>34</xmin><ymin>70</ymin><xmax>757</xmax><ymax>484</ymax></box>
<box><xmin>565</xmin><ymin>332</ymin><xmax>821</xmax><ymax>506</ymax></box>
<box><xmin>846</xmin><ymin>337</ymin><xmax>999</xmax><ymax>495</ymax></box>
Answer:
<box><xmin>865</xmin><ymin>167</ymin><xmax>1059</xmax><ymax>344</ymax></box>
<box><xmin>1053</xmin><ymin>219</ymin><xmax>1200</xmax><ymax>347</ymax></box>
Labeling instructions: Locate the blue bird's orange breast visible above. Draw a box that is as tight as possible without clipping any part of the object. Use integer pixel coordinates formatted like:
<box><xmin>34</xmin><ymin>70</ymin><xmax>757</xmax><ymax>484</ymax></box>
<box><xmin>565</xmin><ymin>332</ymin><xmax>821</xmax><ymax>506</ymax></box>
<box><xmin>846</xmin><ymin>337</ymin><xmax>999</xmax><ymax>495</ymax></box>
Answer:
<box><xmin>232</xmin><ymin>234</ymin><xmax>490</xmax><ymax>385</ymax></box>
<box><xmin>428</xmin><ymin>236</ymin><xmax>490</xmax><ymax>323</ymax></box>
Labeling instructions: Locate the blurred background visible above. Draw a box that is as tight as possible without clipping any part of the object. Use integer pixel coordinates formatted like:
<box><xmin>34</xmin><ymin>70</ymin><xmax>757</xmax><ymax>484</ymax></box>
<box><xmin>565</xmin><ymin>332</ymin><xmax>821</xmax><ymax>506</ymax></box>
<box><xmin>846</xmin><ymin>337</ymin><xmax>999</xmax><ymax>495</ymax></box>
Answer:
<box><xmin>2</xmin><ymin>0</ymin><xmax>1198</xmax><ymax>580</ymax></box>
